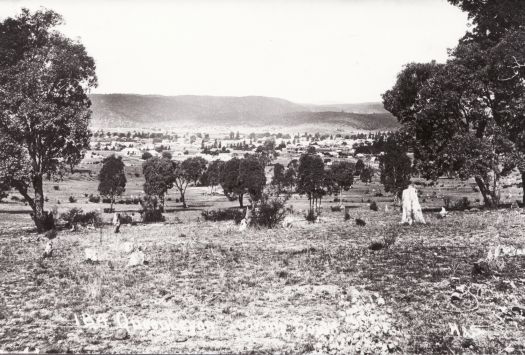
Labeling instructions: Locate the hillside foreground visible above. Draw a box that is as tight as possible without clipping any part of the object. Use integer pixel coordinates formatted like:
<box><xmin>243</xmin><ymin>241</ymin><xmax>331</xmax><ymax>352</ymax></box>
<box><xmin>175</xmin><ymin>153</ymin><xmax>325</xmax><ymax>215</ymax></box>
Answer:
<box><xmin>1</xmin><ymin>207</ymin><xmax>525</xmax><ymax>354</ymax></box>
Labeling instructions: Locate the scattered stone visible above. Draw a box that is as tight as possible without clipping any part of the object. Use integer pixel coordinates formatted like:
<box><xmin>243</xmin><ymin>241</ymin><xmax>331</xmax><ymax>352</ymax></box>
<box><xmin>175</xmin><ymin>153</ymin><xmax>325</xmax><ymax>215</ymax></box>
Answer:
<box><xmin>401</xmin><ymin>184</ymin><xmax>426</xmax><ymax>225</ymax></box>
<box><xmin>238</xmin><ymin>219</ymin><xmax>247</xmax><ymax>231</ymax></box>
<box><xmin>450</xmin><ymin>292</ymin><xmax>462</xmax><ymax>301</ymax></box>
<box><xmin>113</xmin><ymin>328</ymin><xmax>129</xmax><ymax>340</ymax></box>
<box><xmin>282</xmin><ymin>216</ymin><xmax>294</xmax><ymax>228</ymax></box>
<box><xmin>439</xmin><ymin>207</ymin><xmax>447</xmax><ymax>219</ymax></box>
<box><xmin>127</xmin><ymin>250</ymin><xmax>145</xmax><ymax>267</ymax></box>
<box><xmin>42</xmin><ymin>241</ymin><xmax>53</xmax><ymax>258</ymax></box>
<box><xmin>368</xmin><ymin>241</ymin><xmax>384</xmax><ymax>251</ymax></box>
<box><xmin>121</xmin><ymin>242</ymin><xmax>135</xmax><ymax>254</ymax></box>
<box><xmin>472</xmin><ymin>259</ymin><xmax>491</xmax><ymax>276</ymax></box>
<box><xmin>84</xmin><ymin>248</ymin><xmax>101</xmax><ymax>263</ymax></box>
<box><xmin>355</xmin><ymin>218</ymin><xmax>366</xmax><ymax>227</ymax></box>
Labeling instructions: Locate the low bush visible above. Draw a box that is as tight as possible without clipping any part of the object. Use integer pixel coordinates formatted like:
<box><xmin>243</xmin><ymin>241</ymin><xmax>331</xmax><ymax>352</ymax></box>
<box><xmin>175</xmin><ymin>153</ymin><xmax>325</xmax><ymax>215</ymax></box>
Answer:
<box><xmin>251</xmin><ymin>196</ymin><xmax>287</xmax><ymax>228</ymax></box>
<box><xmin>140</xmin><ymin>195</ymin><xmax>165</xmax><ymax>223</ymax></box>
<box><xmin>102</xmin><ymin>198</ymin><xmax>112</xmax><ymax>204</ymax></box>
<box><xmin>369</xmin><ymin>201</ymin><xmax>378</xmax><ymax>211</ymax></box>
<box><xmin>60</xmin><ymin>208</ymin><xmax>102</xmax><ymax>230</ymax></box>
<box><xmin>333</xmin><ymin>197</ymin><xmax>340</xmax><ymax>203</ymax></box>
<box><xmin>103</xmin><ymin>207</ymin><xmax>113</xmax><ymax>213</ymax></box>
<box><xmin>331</xmin><ymin>205</ymin><xmax>342</xmax><ymax>212</ymax></box>
<box><xmin>454</xmin><ymin>197</ymin><xmax>470</xmax><ymax>211</ymax></box>
<box><xmin>88</xmin><ymin>194</ymin><xmax>100</xmax><ymax>203</ymax></box>
<box><xmin>305</xmin><ymin>209</ymin><xmax>317</xmax><ymax>223</ymax></box>
<box><xmin>142</xmin><ymin>209</ymin><xmax>165</xmax><ymax>223</ymax></box>
<box><xmin>53</xmin><ymin>185</ymin><xmax>60</xmax><ymax>191</ymax></box>
<box><xmin>68</xmin><ymin>196</ymin><xmax>77</xmax><ymax>203</ymax></box>
<box><xmin>201</xmin><ymin>208</ymin><xmax>244</xmax><ymax>224</ymax></box>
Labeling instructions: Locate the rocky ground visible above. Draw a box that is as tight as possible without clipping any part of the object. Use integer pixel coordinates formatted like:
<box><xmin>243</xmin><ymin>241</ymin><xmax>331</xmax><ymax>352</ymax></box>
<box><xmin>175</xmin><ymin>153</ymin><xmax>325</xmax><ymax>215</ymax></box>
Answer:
<box><xmin>1</xmin><ymin>207</ymin><xmax>525</xmax><ymax>354</ymax></box>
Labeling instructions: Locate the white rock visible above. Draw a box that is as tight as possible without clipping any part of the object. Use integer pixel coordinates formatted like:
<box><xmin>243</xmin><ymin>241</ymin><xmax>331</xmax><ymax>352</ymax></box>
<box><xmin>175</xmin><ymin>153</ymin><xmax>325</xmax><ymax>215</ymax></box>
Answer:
<box><xmin>127</xmin><ymin>250</ymin><xmax>145</xmax><ymax>267</ymax></box>
<box><xmin>282</xmin><ymin>216</ymin><xmax>294</xmax><ymax>228</ymax></box>
<box><xmin>43</xmin><ymin>241</ymin><xmax>53</xmax><ymax>258</ymax></box>
<box><xmin>439</xmin><ymin>207</ymin><xmax>447</xmax><ymax>218</ymax></box>
<box><xmin>401</xmin><ymin>185</ymin><xmax>426</xmax><ymax>225</ymax></box>
<box><xmin>238</xmin><ymin>219</ymin><xmax>247</xmax><ymax>232</ymax></box>
<box><xmin>121</xmin><ymin>242</ymin><xmax>135</xmax><ymax>254</ymax></box>
<box><xmin>84</xmin><ymin>248</ymin><xmax>101</xmax><ymax>262</ymax></box>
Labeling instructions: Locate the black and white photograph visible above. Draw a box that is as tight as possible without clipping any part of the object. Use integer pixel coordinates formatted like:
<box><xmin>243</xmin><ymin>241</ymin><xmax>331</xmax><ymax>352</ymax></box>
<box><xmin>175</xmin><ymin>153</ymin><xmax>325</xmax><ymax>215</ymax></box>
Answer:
<box><xmin>1</xmin><ymin>0</ymin><xmax>525</xmax><ymax>353</ymax></box>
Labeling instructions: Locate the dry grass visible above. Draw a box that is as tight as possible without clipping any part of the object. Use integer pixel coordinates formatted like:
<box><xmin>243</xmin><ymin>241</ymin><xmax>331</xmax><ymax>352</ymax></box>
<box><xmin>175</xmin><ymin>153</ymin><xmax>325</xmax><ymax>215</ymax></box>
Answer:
<box><xmin>1</xmin><ymin>206</ymin><xmax>525</xmax><ymax>353</ymax></box>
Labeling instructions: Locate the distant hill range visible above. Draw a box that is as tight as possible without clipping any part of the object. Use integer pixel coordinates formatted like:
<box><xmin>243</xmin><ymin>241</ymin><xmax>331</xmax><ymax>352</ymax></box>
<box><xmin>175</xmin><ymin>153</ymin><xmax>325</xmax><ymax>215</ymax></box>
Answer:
<box><xmin>89</xmin><ymin>94</ymin><xmax>399</xmax><ymax>131</ymax></box>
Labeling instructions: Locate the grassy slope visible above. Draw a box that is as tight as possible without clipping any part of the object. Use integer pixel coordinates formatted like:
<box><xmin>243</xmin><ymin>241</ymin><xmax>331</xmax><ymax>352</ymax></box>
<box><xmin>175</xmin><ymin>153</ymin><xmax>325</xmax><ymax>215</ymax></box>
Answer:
<box><xmin>1</xmin><ymin>207</ymin><xmax>525</xmax><ymax>353</ymax></box>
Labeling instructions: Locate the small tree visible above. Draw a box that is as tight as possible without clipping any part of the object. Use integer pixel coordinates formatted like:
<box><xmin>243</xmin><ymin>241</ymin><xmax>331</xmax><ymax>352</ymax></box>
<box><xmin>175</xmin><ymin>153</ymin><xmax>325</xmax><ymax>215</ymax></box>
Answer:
<box><xmin>220</xmin><ymin>158</ymin><xmax>243</xmax><ymax>206</ymax></box>
<box><xmin>330</xmin><ymin>161</ymin><xmax>355</xmax><ymax>201</ymax></box>
<box><xmin>355</xmin><ymin>159</ymin><xmax>365</xmax><ymax>176</ymax></box>
<box><xmin>0</xmin><ymin>9</ymin><xmax>97</xmax><ymax>231</ymax></box>
<box><xmin>239</xmin><ymin>156</ymin><xmax>267</xmax><ymax>207</ymax></box>
<box><xmin>142</xmin><ymin>156</ymin><xmax>175</xmax><ymax>207</ymax></box>
<box><xmin>142</xmin><ymin>151</ymin><xmax>153</xmax><ymax>160</ymax></box>
<box><xmin>379</xmin><ymin>145</ymin><xmax>412</xmax><ymax>198</ymax></box>
<box><xmin>173</xmin><ymin>156</ymin><xmax>207</xmax><ymax>208</ymax></box>
<box><xmin>219</xmin><ymin>157</ymin><xmax>266</xmax><ymax>208</ymax></box>
<box><xmin>296</xmin><ymin>153</ymin><xmax>326</xmax><ymax>215</ymax></box>
<box><xmin>98</xmin><ymin>155</ymin><xmax>126</xmax><ymax>212</ymax></box>
<box><xmin>271</xmin><ymin>163</ymin><xmax>286</xmax><ymax>192</ymax></box>
<box><xmin>201</xmin><ymin>160</ymin><xmax>223</xmax><ymax>194</ymax></box>
<box><xmin>360</xmin><ymin>167</ymin><xmax>373</xmax><ymax>185</ymax></box>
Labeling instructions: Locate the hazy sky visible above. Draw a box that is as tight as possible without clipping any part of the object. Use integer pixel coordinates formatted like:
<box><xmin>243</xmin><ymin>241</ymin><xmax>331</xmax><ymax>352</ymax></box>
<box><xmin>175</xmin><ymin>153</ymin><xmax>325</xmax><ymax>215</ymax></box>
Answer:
<box><xmin>0</xmin><ymin>0</ymin><xmax>468</xmax><ymax>104</ymax></box>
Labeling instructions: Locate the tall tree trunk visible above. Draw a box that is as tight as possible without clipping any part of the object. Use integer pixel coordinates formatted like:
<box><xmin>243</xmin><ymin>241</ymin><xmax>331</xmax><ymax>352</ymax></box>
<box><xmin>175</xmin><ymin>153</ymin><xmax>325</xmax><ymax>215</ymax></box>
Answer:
<box><xmin>31</xmin><ymin>174</ymin><xmax>53</xmax><ymax>232</ymax></box>
<box><xmin>181</xmin><ymin>192</ymin><xmax>187</xmax><ymax>208</ymax></box>
<box><xmin>474</xmin><ymin>176</ymin><xmax>494</xmax><ymax>208</ymax></box>
<box><xmin>238</xmin><ymin>194</ymin><xmax>244</xmax><ymax>208</ymax></box>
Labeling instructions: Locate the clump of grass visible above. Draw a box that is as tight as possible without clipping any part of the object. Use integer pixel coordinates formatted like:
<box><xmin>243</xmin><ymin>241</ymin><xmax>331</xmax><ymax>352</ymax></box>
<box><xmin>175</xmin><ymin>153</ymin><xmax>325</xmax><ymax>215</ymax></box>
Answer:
<box><xmin>85</xmin><ymin>276</ymin><xmax>103</xmax><ymax>301</ymax></box>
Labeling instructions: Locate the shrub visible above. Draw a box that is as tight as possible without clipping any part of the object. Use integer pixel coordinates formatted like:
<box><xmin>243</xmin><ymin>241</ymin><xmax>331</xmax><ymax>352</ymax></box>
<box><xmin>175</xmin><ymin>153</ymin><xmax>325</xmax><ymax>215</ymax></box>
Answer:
<box><xmin>333</xmin><ymin>197</ymin><xmax>340</xmax><ymax>203</ymax></box>
<box><xmin>454</xmin><ymin>197</ymin><xmax>470</xmax><ymax>210</ymax></box>
<box><xmin>443</xmin><ymin>196</ymin><xmax>452</xmax><ymax>209</ymax></box>
<box><xmin>53</xmin><ymin>185</ymin><xmax>60</xmax><ymax>191</ymax></box>
<box><xmin>119</xmin><ymin>213</ymin><xmax>133</xmax><ymax>224</ymax></box>
<box><xmin>140</xmin><ymin>195</ymin><xmax>165</xmax><ymax>223</ymax></box>
<box><xmin>369</xmin><ymin>201</ymin><xmax>378</xmax><ymax>211</ymax></box>
<box><xmin>103</xmin><ymin>207</ymin><xmax>113</xmax><ymax>213</ymax></box>
<box><xmin>88</xmin><ymin>194</ymin><xmax>100</xmax><ymax>203</ymax></box>
<box><xmin>142</xmin><ymin>209</ymin><xmax>165</xmax><ymax>223</ymax></box>
<box><xmin>68</xmin><ymin>196</ymin><xmax>77</xmax><ymax>203</ymax></box>
<box><xmin>251</xmin><ymin>196</ymin><xmax>287</xmax><ymax>228</ymax></box>
<box><xmin>60</xmin><ymin>208</ymin><xmax>102</xmax><ymax>230</ymax></box>
<box><xmin>102</xmin><ymin>198</ymin><xmax>112</xmax><ymax>204</ymax></box>
<box><xmin>305</xmin><ymin>209</ymin><xmax>317</xmax><ymax>223</ymax></box>
<box><xmin>201</xmin><ymin>208</ymin><xmax>244</xmax><ymax>224</ymax></box>
<box><xmin>331</xmin><ymin>205</ymin><xmax>342</xmax><ymax>212</ymax></box>
<box><xmin>11</xmin><ymin>196</ymin><xmax>20</xmax><ymax>201</ymax></box>
<box><xmin>344</xmin><ymin>212</ymin><xmax>350</xmax><ymax>221</ymax></box>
